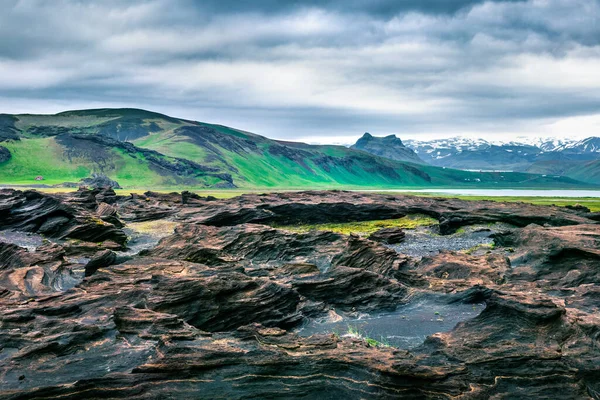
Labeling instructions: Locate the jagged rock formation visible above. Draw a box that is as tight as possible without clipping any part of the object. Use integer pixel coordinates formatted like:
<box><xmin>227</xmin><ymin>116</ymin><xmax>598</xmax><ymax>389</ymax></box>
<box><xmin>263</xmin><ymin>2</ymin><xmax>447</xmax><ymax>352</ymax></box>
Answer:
<box><xmin>159</xmin><ymin>190</ymin><xmax>592</xmax><ymax>234</ymax></box>
<box><xmin>1</xmin><ymin>190</ymin><xmax>600</xmax><ymax>399</ymax></box>
<box><xmin>368</xmin><ymin>227</ymin><xmax>406</xmax><ymax>244</ymax></box>
<box><xmin>0</xmin><ymin>189</ymin><xmax>127</xmax><ymax>245</ymax></box>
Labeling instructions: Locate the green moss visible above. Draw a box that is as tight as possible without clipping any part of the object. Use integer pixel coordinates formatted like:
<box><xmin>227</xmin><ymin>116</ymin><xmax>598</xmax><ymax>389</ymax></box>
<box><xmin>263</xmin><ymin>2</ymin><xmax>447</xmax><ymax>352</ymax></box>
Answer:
<box><xmin>276</xmin><ymin>214</ymin><xmax>438</xmax><ymax>236</ymax></box>
<box><xmin>463</xmin><ymin>243</ymin><xmax>495</xmax><ymax>255</ymax></box>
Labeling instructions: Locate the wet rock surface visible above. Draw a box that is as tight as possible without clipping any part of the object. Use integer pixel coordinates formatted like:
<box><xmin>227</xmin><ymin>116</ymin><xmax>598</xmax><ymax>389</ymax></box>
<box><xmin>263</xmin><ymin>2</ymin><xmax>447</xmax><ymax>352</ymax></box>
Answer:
<box><xmin>0</xmin><ymin>190</ymin><xmax>599</xmax><ymax>399</ymax></box>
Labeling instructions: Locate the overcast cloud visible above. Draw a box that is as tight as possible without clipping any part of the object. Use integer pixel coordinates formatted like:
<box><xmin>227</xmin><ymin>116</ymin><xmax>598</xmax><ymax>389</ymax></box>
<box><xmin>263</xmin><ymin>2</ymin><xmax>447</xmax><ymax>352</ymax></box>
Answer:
<box><xmin>1</xmin><ymin>0</ymin><xmax>599</xmax><ymax>142</ymax></box>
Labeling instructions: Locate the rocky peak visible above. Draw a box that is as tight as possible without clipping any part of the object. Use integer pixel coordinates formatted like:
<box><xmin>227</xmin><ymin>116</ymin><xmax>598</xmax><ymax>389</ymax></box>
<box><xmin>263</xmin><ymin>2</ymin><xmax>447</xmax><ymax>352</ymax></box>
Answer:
<box><xmin>351</xmin><ymin>133</ymin><xmax>424</xmax><ymax>164</ymax></box>
<box><xmin>383</xmin><ymin>134</ymin><xmax>404</xmax><ymax>146</ymax></box>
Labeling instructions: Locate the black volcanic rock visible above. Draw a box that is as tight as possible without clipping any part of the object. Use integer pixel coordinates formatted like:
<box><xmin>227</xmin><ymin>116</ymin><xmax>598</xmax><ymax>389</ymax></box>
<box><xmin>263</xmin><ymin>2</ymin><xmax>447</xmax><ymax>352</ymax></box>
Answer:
<box><xmin>0</xmin><ymin>146</ymin><xmax>11</xmax><ymax>163</ymax></box>
<box><xmin>85</xmin><ymin>249</ymin><xmax>117</xmax><ymax>276</ymax></box>
<box><xmin>351</xmin><ymin>132</ymin><xmax>424</xmax><ymax>164</ymax></box>
<box><xmin>0</xmin><ymin>189</ymin><xmax>127</xmax><ymax>246</ymax></box>
<box><xmin>368</xmin><ymin>227</ymin><xmax>406</xmax><ymax>244</ymax></box>
<box><xmin>0</xmin><ymin>114</ymin><xmax>19</xmax><ymax>141</ymax></box>
<box><xmin>79</xmin><ymin>173</ymin><xmax>122</xmax><ymax>189</ymax></box>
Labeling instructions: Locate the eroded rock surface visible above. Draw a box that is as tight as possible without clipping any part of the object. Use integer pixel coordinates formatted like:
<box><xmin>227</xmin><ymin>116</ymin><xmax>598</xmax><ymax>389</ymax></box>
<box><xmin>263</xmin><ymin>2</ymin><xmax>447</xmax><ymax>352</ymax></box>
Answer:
<box><xmin>1</xmin><ymin>190</ymin><xmax>599</xmax><ymax>399</ymax></box>
<box><xmin>0</xmin><ymin>188</ymin><xmax>127</xmax><ymax>245</ymax></box>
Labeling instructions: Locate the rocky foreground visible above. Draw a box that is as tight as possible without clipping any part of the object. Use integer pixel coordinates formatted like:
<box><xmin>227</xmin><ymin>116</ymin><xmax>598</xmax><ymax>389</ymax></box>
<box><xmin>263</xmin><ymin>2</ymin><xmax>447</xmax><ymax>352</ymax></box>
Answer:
<box><xmin>1</xmin><ymin>189</ymin><xmax>599</xmax><ymax>399</ymax></box>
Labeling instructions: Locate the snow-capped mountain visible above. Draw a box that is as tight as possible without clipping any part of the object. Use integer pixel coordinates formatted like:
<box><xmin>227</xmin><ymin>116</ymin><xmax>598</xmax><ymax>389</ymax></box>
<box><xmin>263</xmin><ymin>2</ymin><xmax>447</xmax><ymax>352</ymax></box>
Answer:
<box><xmin>527</xmin><ymin>137</ymin><xmax>577</xmax><ymax>152</ymax></box>
<box><xmin>403</xmin><ymin>136</ymin><xmax>578</xmax><ymax>156</ymax></box>
<box><xmin>351</xmin><ymin>134</ymin><xmax>600</xmax><ymax>183</ymax></box>
<box><xmin>555</xmin><ymin>137</ymin><xmax>600</xmax><ymax>153</ymax></box>
<box><xmin>402</xmin><ymin>136</ymin><xmax>599</xmax><ymax>172</ymax></box>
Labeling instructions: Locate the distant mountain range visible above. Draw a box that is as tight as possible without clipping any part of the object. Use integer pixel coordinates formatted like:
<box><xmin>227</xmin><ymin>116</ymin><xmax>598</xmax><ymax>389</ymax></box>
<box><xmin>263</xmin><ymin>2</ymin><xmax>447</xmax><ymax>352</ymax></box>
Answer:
<box><xmin>396</xmin><ymin>136</ymin><xmax>600</xmax><ymax>184</ymax></box>
<box><xmin>404</xmin><ymin>137</ymin><xmax>600</xmax><ymax>169</ymax></box>
<box><xmin>0</xmin><ymin>108</ymin><xmax>590</xmax><ymax>190</ymax></box>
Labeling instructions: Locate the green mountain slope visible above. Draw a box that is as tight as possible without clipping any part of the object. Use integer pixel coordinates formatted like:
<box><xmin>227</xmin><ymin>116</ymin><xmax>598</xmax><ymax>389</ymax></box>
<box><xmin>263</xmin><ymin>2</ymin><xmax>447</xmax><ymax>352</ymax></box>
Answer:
<box><xmin>0</xmin><ymin>108</ymin><xmax>593</xmax><ymax>190</ymax></box>
<box><xmin>527</xmin><ymin>159</ymin><xmax>600</xmax><ymax>185</ymax></box>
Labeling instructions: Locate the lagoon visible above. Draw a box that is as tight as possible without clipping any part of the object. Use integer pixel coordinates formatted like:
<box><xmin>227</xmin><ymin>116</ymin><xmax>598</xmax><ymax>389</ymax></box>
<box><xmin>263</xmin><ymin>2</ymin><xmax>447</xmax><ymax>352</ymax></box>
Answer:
<box><xmin>366</xmin><ymin>189</ymin><xmax>600</xmax><ymax>197</ymax></box>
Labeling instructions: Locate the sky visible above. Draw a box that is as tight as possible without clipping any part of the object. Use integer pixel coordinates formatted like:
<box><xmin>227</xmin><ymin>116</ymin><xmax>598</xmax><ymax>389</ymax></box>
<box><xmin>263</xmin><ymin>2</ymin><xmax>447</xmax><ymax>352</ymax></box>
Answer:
<box><xmin>1</xmin><ymin>0</ymin><xmax>599</xmax><ymax>144</ymax></box>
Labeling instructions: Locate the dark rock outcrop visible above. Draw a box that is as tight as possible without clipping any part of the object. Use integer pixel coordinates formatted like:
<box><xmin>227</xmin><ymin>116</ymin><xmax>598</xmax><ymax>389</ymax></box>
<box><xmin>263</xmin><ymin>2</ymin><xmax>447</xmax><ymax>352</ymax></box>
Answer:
<box><xmin>84</xmin><ymin>249</ymin><xmax>117</xmax><ymax>276</ymax></box>
<box><xmin>0</xmin><ymin>145</ymin><xmax>11</xmax><ymax>163</ymax></box>
<box><xmin>79</xmin><ymin>173</ymin><xmax>122</xmax><ymax>189</ymax></box>
<box><xmin>494</xmin><ymin>224</ymin><xmax>600</xmax><ymax>287</ymax></box>
<box><xmin>0</xmin><ymin>189</ymin><xmax>127</xmax><ymax>245</ymax></box>
<box><xmin>0</xmin><ymin>114</ymin><xmax>19</xmax><ymax>141</ymax></box>
<box><xmin>368</xmin><ymin>227</ymin><xmax>406</xmax><ymax>244</ymax></box>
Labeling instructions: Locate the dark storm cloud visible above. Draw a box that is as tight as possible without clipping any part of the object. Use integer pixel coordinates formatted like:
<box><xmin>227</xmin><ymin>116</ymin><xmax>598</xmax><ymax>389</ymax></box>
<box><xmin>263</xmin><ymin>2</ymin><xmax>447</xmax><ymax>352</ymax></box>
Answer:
<box><xmin>187</xmin><ymin>0</ymin><xmax>528</xmax><ymax>16</ymax></box>
<box><xmin>1</xmin><ymin>0</ymin><xmax>599</xmax><ymax>141</ymax></box>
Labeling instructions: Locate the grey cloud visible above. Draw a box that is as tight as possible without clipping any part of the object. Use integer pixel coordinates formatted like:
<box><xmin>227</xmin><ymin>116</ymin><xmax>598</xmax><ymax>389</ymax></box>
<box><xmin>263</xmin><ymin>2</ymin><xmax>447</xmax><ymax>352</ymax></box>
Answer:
<box><xmin>186</xmin><ymin>0</ymin><xmax>528</xmax><ymax>16</ymax></box>
<box><xmin>0</xmin><ymin>0</ymin><xmax>599</xmax><ymax>141</ymax></box>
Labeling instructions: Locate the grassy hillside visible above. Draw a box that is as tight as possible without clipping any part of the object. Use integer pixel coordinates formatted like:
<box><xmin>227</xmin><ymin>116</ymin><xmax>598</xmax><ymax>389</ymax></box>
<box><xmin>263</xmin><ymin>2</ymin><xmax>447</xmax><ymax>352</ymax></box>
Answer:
<box><xmin>526</xmin><ymin>159</ymin><xmax>600</xmax><ymax>185</ymax></box>
<box><xmin>0</xmin><ymin>108</ymin><xmax>594</xmax><ymax>190</ymax></box>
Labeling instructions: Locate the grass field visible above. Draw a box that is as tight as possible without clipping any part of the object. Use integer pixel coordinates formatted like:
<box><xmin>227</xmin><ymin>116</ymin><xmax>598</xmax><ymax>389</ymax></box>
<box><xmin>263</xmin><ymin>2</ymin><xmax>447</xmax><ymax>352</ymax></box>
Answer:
<box><xmin>276</xmin><ymin>214</ymin><xmax>438</xmax><ymax>235</ymax></box>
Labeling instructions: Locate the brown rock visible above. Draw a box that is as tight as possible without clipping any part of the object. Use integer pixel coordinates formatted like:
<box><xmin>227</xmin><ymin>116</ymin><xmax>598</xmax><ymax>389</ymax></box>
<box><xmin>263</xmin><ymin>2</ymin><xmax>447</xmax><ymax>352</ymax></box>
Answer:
<box><xmin>368</xmin><ymin>227</ymin><xmax>406</xmax><ymax>244</ymax></box>
<box><xmin>84</xmin><ymin>249</ymin><xmax>117</xmax><ymax>276</ymax></box>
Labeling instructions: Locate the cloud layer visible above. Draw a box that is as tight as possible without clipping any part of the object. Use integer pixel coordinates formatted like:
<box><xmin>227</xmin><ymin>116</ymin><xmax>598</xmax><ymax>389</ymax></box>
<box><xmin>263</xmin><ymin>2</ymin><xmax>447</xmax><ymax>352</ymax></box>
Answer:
<box><xmin>1</xmin><ymin>0</ymin><xmax>599</xmax><ymax>142</ymax></box>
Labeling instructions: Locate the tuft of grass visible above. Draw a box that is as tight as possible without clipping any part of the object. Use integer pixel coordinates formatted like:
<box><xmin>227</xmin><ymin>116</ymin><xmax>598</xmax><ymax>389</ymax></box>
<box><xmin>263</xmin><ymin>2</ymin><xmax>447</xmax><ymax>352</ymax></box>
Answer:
<box><xmin>344</xmin><ymin>325</ymin><xmax>391</xmax><ymax>348</ymax></box>
<box><xmin>276</xmin><ymin>214</ymin><xmax>438</xmax><ymax>236</ymax></box>
<box><xmin>463</xmin><ymin>242</ymin><xmax>495</xmax><ymax>255</ymax></box>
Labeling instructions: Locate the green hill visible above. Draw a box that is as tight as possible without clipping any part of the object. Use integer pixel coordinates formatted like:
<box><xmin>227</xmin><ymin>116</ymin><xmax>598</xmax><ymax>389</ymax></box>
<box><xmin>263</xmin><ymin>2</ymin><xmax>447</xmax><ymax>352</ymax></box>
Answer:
<box><xmin>527</xmin><ymin>159</ymin><xmax>600</xmax><ymax>185</ymax></box>
<box><xmin>0</xmin><ymin>108</ymin><xmax>593</xmax><ymax>190</ymax></box>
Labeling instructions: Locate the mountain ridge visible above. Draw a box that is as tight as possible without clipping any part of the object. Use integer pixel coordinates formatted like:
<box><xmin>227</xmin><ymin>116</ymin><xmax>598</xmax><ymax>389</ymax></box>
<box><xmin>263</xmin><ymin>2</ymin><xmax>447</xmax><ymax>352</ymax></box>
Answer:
<box><xmin>399</xmin><ymin>136</ymin><xmax>600</xmax><ymax>183</ymax></box>
<box><xmin>0</xmin><ymin>108</ymin><xmax>592</xmax><ymax>189</ymax></box>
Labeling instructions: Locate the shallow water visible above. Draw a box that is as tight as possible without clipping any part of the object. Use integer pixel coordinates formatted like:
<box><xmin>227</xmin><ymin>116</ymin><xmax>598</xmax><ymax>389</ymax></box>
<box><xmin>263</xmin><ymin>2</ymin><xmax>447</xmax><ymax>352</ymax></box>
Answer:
<box><xmin>0</xmin><ymin>230</ymin><xmax>45</xmax><ymax>251</ymax></box>
<box><xmin>298</xmin><ymin>295</ymin><xmax>485</xmax><ymax>349</ymax></box>
<box><xmin>361</xmin><ymin>189</ymin><xmax>600</xmax><ymax>197</ymax></box>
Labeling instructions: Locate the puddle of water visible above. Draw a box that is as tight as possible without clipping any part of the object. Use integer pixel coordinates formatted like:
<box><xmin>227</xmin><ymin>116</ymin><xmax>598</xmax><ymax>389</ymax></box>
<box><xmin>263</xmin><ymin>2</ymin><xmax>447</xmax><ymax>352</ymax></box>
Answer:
<box><xmin>0</xmin><ymin>230</ymin><xmax>45</xmax><ymax>251</ymax></box>
<box><xmin>297</xmin><ymin>295</ymin><xmax>485</xmax><ymax>349</ymax></box>
<box><xmin>65</xmin><ymin>256</ymin><xmax>91</xmax><ymax>264</ymax></box>
<box><xmin>360</xmin><ymin>189</ymin><xmax>600</xmax><ymax>198</ymax></box>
